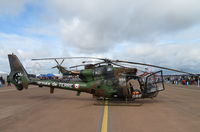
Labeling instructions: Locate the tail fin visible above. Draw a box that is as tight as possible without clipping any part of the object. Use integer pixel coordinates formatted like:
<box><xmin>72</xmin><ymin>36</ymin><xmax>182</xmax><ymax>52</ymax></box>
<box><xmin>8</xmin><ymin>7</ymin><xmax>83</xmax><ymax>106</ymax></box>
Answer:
<box><xmin>8</xmin><ymin>54</ymin><xmax>29</xmax><ymax>90</ymax></box>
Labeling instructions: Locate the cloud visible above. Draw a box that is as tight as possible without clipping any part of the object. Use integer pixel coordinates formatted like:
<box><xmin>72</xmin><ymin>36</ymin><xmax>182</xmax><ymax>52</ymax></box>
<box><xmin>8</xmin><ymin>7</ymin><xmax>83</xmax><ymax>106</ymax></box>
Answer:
<box><xmin>45</xmin><ymin>0</ymin><xmax>200</xmax><ymax>53</ymax></box>
<box><xmin>1</xmin><ymin>0</ymin><xmax>200</xmax><ymax>74</ymax></box>
<box><xmin>114</xmin><ymin>42</ymin><xmax>200</xmax><ymax>73</ymax></box>
<box><xmin>59</xmin><ymin>18</ymin><xmax>116</xmax><ymax>53</ymax></box>
<box><xmin>0</xmin><ymin>0</ymin><xmax>34</xmax><ymax>16</ymax></box>
<box><xmin>0</xmin><ymin>32</ymin><xmax>59</xmax><ymax>74</ymax></box>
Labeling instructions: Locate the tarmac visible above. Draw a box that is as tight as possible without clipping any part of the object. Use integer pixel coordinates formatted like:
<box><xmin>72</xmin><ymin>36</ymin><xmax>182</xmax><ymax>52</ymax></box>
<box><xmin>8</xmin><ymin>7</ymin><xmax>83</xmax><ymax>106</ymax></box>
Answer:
<box><xmin>0</xmin><ymin>84</ymin><xmax>200</xmax><ymax>132</ymax></box>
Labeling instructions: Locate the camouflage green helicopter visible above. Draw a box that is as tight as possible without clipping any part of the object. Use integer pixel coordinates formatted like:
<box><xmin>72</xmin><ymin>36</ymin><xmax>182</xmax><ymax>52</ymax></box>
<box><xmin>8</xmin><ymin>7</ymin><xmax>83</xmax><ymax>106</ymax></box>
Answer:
<box><xmin>8</xmin><ymin>54</ymin><xmax>194</xmax><ymax>101</ymax></box>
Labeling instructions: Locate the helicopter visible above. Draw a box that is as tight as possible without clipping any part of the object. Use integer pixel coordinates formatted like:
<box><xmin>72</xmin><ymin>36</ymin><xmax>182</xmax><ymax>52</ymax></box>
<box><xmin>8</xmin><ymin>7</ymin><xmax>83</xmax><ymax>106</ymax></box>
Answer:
<box><xmin>8</xmin><ymin>54</ymin><xmax>195</xmax><ymax>102</ymax></box>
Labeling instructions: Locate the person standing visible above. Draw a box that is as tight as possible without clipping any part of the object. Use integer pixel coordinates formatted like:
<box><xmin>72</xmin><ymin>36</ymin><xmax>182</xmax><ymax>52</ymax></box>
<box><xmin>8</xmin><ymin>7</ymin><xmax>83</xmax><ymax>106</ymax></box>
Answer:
<box><xmin>7</xmin><ymin>76</ymin><xmax>11</xmax><ymax>86</ymax></box>
<box><xmin>0</xmin><ymin>76</ymin><xmax>3</xmax><ymax>87</ymax></box>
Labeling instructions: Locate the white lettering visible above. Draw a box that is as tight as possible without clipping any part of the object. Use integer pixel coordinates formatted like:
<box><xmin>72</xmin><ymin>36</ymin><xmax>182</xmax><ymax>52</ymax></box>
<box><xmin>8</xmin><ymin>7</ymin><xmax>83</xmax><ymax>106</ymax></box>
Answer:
<box><xmin>36</xmin><ymin>81</ymin><xmax>73</xmax><ymax>88</ymax></box>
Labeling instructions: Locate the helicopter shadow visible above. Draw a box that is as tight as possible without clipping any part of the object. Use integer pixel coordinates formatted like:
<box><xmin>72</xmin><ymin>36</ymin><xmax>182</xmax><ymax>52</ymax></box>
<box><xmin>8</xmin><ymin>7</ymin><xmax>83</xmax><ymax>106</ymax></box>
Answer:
<box><xmin>133</xmin><ymin>98</ymin><xmax>165</xmax><ymax>105</ymax></box>
<box><xmin>27</xmin><ymin>95</ymin><xmax>96</xmax><ymax>109</ymax></box>
<box><xmin>28</xmin><ymin>95</ymin><xmax>93</xmax><ymax>101</ymax></box>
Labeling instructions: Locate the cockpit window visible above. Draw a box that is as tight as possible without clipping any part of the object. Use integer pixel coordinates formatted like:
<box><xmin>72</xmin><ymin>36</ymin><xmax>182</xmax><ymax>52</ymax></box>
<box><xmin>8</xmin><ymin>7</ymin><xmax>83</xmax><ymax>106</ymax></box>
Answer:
<box><xmin>94</xmin><ymin>67</ymin><xmax>105</xmax><ymax>76</ymax></box>
<box><xmin>107</xmin><ymin>66</ymin><xmax>113</xmax><ymax>72</ymax></box>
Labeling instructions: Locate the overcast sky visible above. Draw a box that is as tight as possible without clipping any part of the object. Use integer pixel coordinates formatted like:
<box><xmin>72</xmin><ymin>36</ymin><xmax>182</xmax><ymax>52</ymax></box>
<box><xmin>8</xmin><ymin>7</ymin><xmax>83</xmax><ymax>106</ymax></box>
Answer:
<box><xmin>0</xmin><ymin>0</ymin><xmax>200</xmax><ymax>74</ymax></box>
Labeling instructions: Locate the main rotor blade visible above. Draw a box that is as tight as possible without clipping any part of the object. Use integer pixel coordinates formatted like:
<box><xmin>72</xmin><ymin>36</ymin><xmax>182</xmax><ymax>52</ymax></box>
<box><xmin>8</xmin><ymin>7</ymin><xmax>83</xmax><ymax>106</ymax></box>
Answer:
<box><xmin>55</xmin><ymin>59</ymin><xmax>59</xmax><ymax>65</ymax></box>
<box><xmin>32</xmin><ymin>57</ymin><xmax>105</xmax><ymax>61</ymax></box>
<box><xmin>52</xmin><ymin>65</ymin><xmax>67</xmax><ymax>69</ymax></box>
<box><xmin>110</xmin><ymin>62</ymin><xmax>126</xmax><ymax>68</ymax></box>
<box><xmin>52</xmin><ymin>66</ymin><xmax>57</xmax><ymax>69</ymax></box>
<box><xmin>82</xmin><ymin>61</ymin><xmax>102</xmax><ymax>63</ymax></box>
<box><xmin>60</xmin><ymin>59</ymin><xmax>65</xmax><ymax>65</ymax></box>
<box><xmin>70</xmin><ymin>64</ymin><xmax>89</xmax><ymax>69</ymax></box>
<box><xmin>93</xmin><ymin>62</ymin><xmax>107</xmax><ymax>66</ymax></box>
<box><xmin>114</xmin><ymin>60</ymin><xmax>195</xmax><ymax>75</ymax></box>
<box><xmin>70</xmin><ymin>62</ymin><xmax>106</xmax><ymax>69</ymax></box>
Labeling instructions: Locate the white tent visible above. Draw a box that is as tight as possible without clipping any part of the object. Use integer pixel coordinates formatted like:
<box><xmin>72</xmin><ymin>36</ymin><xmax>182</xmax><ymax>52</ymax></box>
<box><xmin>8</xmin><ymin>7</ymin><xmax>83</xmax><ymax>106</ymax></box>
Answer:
<box><xmin>0</xmin><ymin>71</ymin><xmax>8</xmax><ymax>81</ymax></box>
<box><xmin>53</xmin><ymin>73</ymin><xmax>63</xmax><ymax>79</ymax></box>
<box><xmin>0</xmin><ymin>71</ymin><xmax>7</xmax><ymax>74</ymax></box>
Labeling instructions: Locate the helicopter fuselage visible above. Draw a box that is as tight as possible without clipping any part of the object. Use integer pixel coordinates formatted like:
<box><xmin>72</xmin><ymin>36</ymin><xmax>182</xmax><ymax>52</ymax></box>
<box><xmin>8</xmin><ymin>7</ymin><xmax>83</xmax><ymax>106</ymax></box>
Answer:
<box><xmin>26</xmin><ymin>65</ymin><xmax>164</xmax><ymax>99</ymax></box>
<box><xmin>8</xmin><ymin>54</ymin><xmax>165</xmax><ymax>100</ymax></box>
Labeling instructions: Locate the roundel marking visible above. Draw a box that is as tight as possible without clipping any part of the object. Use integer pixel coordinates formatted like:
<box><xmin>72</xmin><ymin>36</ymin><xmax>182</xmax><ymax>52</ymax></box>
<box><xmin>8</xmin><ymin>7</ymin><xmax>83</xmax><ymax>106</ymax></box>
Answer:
<box><xmin>74</xmin><ymin>84</ymin><xmax>80</xmax><ymax>89</ymax></box>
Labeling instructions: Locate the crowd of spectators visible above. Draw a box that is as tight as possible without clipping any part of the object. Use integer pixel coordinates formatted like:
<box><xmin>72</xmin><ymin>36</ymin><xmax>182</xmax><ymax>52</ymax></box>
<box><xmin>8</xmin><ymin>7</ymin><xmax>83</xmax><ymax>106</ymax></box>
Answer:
<box><xmin>164</xmin><ymin>75</ymin><xmax>200</xmax><ymax>86</ymax></box>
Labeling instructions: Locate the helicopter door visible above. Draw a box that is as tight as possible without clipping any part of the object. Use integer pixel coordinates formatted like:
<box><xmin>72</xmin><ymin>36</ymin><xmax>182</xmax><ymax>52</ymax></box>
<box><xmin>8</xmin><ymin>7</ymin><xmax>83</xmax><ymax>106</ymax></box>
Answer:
<box><xmin>145</xmin><ymin>71</ymin><xmax>165</xmax><ymax>93</ymax></box>
<box><xmin>118</xmin><ymin>76</ymin><xmax>129</xmax><ymax>97</ymax></box>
